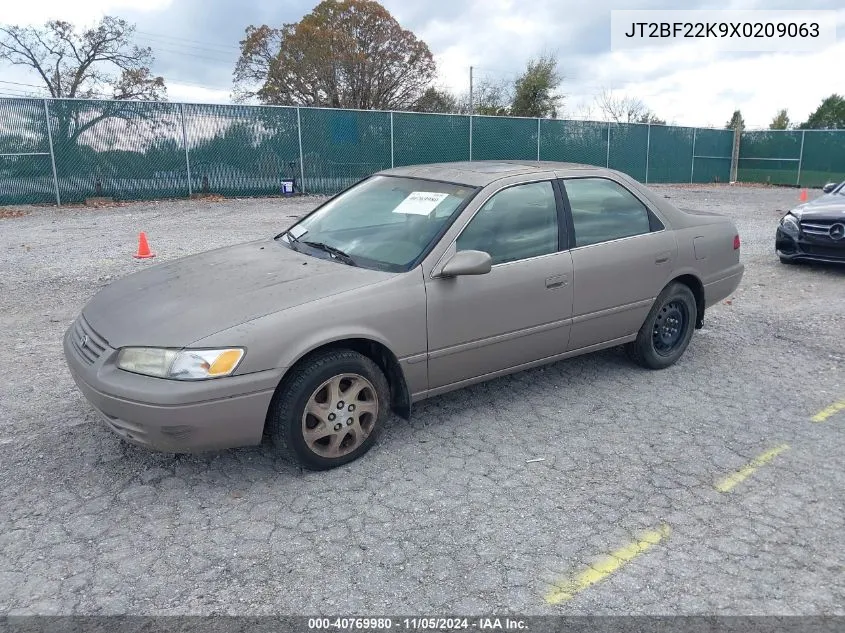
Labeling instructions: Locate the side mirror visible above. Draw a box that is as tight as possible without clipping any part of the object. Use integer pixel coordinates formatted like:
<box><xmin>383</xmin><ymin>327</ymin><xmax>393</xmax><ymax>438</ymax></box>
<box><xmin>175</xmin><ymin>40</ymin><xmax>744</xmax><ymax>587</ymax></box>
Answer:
<box><xmin>822</xmin><ymin>182</ymin><xmax>837</xmax><ymax>193</ymax></box>
<box><xmin>440</xmin><ymin>250</ymin><xmax>492</xmax><ymax>277</ymax></box>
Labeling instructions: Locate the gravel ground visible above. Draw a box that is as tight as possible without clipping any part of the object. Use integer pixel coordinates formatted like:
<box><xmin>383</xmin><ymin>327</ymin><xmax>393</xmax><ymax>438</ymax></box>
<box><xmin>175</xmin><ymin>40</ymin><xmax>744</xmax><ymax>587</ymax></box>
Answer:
<box><xmin>0</xmin><ymin>185</ymin><xmax>843</xmax><ymax>616</ymax></box>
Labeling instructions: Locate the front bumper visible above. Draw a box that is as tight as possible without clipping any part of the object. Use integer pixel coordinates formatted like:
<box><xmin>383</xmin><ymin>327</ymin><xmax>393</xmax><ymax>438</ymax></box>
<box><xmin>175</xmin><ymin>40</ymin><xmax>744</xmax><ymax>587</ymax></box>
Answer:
<box><xmin>776</xmin><ymin>228</ymin><xmax>845</xmax><ymax>264</ymax></box>
<box><xmin>63</xmin><ymin>318</ymin><xmax>282</xmax><ymax>453</ymax></box>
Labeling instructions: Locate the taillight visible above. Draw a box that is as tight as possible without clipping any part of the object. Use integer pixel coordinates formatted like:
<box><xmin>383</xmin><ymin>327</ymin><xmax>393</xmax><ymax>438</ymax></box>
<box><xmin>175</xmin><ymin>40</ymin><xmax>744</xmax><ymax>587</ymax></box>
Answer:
<box><xmin>733</xmin><ymin>234</ymin><xmax>741</xmax><ymax>250</ymax></box>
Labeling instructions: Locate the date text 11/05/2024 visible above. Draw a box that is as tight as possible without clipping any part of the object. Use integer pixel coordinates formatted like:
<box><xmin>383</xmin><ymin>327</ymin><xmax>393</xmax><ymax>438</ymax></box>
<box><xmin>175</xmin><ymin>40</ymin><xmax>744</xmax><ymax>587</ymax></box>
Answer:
<box><xmin>307</xmin><ymin>617</ymin><xmax>528</xmax><ymax>630</ymax></box>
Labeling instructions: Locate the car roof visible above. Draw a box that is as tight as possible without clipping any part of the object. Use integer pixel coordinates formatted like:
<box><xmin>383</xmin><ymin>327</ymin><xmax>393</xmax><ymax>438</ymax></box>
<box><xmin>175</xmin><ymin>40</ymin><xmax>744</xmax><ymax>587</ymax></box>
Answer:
<box><xmin>377</xmin><ymin>161</ymin><xmax>598</xmax><ymax>187</ymax></box>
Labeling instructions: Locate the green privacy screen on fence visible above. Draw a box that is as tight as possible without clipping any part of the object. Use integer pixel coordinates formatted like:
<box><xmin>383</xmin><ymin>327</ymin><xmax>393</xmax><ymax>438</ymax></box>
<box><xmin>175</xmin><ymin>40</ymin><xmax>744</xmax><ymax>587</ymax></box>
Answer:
<box><xmin>737</xmin><ymin>130</ymin><xmax>803</xmax><ymax>186</ymax></box>
<box><xmin>0</xmin><ymin>99</ymin><xmax>55</xmax><ymax>204</ymax></box>
<box><xmin>394</xmin><ymin>112</ymin><xmax>470</xmax><ymax>167</ymax></box>
<box><xmin>0</xmin><ymin>97</ymin><xmax>843</xmax><ymax>206</ymax></box>
<box><xmin>185</xmin><ymin>103</ymin><xmax>300</xmax><ymax>197</ymax></box>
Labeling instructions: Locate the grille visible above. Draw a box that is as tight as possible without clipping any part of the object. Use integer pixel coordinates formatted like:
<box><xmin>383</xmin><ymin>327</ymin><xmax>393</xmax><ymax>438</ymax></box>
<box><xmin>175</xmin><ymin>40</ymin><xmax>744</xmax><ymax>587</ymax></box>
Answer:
<box><xmin>71</xmin><ymin>315</ymin><xmax>108</xmax><ymax>364</ymax></box>
<box><xmin>800</xmin><ymin>218</ymin><xmax>840</xmax><ymax>237</ymax></box>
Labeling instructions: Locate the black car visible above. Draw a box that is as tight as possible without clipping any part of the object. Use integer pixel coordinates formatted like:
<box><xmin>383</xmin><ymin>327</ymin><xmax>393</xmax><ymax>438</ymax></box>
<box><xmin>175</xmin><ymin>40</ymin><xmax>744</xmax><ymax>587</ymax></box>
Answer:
<box><xmin>776</xmin><ymin>181</ymin><xmax>845</xmax><ymax>264</ymax></box>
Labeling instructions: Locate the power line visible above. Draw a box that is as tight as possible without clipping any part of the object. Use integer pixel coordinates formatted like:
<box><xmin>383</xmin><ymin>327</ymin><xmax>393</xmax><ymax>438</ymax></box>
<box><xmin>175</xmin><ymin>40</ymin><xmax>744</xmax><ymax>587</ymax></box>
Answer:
<box><xmin>136</xmin><ymin>37</ymin><xmax>239</xmax><ymax>58</ymax></box>
<box><xmin>146</xmin><ymin>45</ymin><xmax>235</xmax><ymax>64</ymax></box>
<box><xmin>0</xmin><ymin>80</ymin><xmax>46</xmax><ymax>89</ymax></box>
<box><xmin>135</xmin><ymin>30</ymin><xmax>241</xmax><ymax>53</ymax></box>
<box><xmin>0</xmin><ymin>73</ymin><xmax>231</xmax><ymax>97</ymax></box>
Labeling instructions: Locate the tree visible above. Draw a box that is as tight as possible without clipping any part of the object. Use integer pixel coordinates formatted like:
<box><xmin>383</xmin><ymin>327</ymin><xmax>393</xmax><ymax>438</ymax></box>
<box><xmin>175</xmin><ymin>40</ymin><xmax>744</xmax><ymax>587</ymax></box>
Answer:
<box><xmin>510</xmin><ymin>54</ymin><xmax>562</xmax><ymax>118</ymax></box>
<box><xmin>413</xmin><ymin>87</ymin><xmax>460</xmax><ymax>114</ymax></box>
<box><xmin>471</xmin><ymin>77</ymin><xmax>511</xmax><ymax>116</ymax></box>
<box><xmin>1</xmin><ymin>17</ymin><xmax>169</xmax><ymax>189</ymax></box>
<box><xmin>726</xmin><ymin>110</ymin><xmax>745</xmax><ymax>132</ymax></box>
<box><xmin>799</xmin><ymin>94</ymin><xmax>845</xmax><ymax>130</ymax></box>
<box><xmin>769</xmin><ymin>109</ymin><xmax>790</xmax><ymax>130</ymax></box>
<box><xmin>637</xmin><ymin>112</ymin><xmax>666</xmax><ymax>125</ymax></box>
<box><xmin>595</xmin><ymin>89</ymin><xmax>653</xmax><ymax>123</ymax></box>
<box><xmin>233</xmin><ymin>0</ymin><xmax>436</xmax><ymax>109</ymax></box>
<box><xmin>0</xmin><ymin>17</ymin><xmax>165</xmax><ymax>100</ymax></box>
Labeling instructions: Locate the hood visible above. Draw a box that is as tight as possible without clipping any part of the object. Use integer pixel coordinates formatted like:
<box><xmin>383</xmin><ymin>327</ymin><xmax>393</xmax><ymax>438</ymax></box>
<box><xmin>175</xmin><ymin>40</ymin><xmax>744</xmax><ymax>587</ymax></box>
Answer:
<box><xmin>792</xmin><ymin>195</ymin><xmax>845</xmax><ymax>221</ymax></box>
<box><xmin>83</xmin><ymin>239</ymin><xmax>392</xmax><ymax>348</ymax></box>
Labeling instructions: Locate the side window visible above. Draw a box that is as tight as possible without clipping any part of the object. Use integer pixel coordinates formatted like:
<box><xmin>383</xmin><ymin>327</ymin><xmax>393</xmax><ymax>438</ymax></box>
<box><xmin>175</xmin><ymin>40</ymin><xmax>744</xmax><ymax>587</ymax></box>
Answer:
<box><xmin>563</xmin><ymin>178</ymin><xmax>654</xmax><ymax>247</ymax></box>
<box><xmin>456</xmin><ymin>181</ymin><xmax>558</xmax><ymax>265</ymax></box>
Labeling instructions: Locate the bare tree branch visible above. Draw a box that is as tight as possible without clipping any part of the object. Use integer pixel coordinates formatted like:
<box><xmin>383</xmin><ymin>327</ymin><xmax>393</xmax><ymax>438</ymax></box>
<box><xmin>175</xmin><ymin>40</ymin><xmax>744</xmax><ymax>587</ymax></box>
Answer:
<box><xmin>595</xmin><ymin>89</ymin><xmax>644</xmax><ymax>123</ymax></box>
<box><xmin>0</xmin><ymin>16</ymin><xmax>166</xmax><ymax>101</ymax></box>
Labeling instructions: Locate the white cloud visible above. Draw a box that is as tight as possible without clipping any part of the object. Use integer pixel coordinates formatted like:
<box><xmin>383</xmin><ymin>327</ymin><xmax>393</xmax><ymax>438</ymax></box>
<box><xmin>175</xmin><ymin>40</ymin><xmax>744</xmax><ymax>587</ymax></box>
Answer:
<box><xmin>569</xmin><ymin>39</ymin><xmax>845</xmax><ymax>128</ymax></box>
<box><xmin>3</xmin><ymin>0</ymin><xmax>844</xmax><ymax>131</ymax></box>
<box><xmin>420</xmin><ymin>3</ymin><xmax>845</xmax><ymax>128</ymax></box>
<box><xmin>3</xmin><ymin>0</ymin><xmax>172</xmax><ymax>26</ymax></box>
<box><xmin>165</xmin><ymin>82</ymin><xmax>231</xmax><ymax>105</ymax></box>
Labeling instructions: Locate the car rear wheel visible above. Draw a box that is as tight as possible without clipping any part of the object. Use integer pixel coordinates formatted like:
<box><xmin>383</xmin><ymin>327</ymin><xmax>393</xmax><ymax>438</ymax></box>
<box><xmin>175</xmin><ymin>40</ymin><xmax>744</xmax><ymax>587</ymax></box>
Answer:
<box><xmin>626</xmin><ymin>282</ymin><xmax>696</xmax><ymax>370</ymax></box>
<box><xmin>266</xmin><ymin>349</ymin><xmax>390</xmax><ymax>470</ymax></box>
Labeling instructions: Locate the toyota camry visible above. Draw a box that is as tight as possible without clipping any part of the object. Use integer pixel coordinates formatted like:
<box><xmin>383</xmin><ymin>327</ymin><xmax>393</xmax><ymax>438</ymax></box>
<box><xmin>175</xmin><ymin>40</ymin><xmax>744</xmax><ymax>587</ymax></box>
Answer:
<box><xmin>64</xmin><ymin>161</ymin><xmax>744</xmax><ymax>470</ymax></box>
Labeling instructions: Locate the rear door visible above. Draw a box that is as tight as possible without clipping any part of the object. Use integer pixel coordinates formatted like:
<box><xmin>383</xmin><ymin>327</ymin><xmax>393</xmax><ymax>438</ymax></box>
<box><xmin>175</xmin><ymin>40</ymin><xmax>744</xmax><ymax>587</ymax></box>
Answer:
<box><xmin>560</xmin><ymin>176</ymin><xmax>677</xmax><ymax>351</ymax></box>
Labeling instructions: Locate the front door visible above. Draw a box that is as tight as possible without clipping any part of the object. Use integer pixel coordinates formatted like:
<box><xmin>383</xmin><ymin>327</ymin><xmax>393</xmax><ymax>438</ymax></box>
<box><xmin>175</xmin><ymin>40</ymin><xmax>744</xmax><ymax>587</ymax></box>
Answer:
<box><xmin>424</xmin><ymin>180</ymin><xmax>574</xmax><ymax>390</ymax></box>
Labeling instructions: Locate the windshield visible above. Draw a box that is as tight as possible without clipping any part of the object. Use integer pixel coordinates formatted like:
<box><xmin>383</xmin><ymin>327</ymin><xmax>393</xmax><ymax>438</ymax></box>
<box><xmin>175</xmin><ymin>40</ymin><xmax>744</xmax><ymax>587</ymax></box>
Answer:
<box><xmin>280</xmin><ymin>175</ymin><xmax>477</xmax><ymax>272</ymax></box>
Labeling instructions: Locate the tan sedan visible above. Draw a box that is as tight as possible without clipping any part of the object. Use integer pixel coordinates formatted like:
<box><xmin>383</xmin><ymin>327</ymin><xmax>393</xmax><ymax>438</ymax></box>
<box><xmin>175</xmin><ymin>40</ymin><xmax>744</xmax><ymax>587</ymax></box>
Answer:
<box><xmin>64</xmin><ymin>161</ymin><xmax>744</xmax><ymax>469</ymax></box>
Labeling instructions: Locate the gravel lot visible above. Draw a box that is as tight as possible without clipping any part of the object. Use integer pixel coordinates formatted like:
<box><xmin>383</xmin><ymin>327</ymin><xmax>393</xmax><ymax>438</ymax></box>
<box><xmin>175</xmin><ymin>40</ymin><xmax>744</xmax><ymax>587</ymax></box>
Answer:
<box><xmin>0</xmin><ymin>184</ymin><xmax>843</xmax><ymax>616</ymax></box>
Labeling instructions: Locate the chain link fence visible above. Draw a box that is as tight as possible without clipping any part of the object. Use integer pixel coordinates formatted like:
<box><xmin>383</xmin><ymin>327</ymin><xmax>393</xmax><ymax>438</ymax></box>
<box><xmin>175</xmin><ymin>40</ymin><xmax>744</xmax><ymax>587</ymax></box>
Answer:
<box><xmin>737</xmin><ymin>129</ymin><xmax>845</xmax><ymax>187</ymax></box>
<box><xmin>2</xmin><ymin>97</ymin><xmax>843</xmax><ymax>206</ymax></box>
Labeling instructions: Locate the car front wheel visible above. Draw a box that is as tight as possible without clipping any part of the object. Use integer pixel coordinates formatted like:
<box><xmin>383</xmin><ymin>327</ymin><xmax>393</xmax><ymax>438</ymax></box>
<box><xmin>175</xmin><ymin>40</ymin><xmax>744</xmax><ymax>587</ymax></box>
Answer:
<box><xmin>626</xmin><ymin>282</ymin><xmax>697</xmax><ymax>370</ymax></box>
<box><xmin>266</xmin><ymin>349</ymin><xmax>391</xmax><ymax>470</ymax></box>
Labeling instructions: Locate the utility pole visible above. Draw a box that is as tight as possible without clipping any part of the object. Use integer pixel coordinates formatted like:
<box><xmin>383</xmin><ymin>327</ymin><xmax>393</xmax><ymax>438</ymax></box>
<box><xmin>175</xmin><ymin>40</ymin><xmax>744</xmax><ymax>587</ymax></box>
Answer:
<box><xmin>469</xmin><ymin>66</ymin><xmax>473</xmax><ymax>114</ymax></box>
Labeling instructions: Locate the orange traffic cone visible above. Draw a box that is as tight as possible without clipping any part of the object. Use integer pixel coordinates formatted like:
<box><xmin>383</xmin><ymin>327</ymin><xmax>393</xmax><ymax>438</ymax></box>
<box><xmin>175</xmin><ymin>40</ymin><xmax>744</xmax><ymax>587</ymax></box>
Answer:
<box><xmin>799</xmin><ymin>189</ymin><xmax>808</xmax><ymax>202</ymax></box>
<box><xmin>133</xmin><ymin>232</ymin><xmax>155</xmax><ymax>259</ymax></box>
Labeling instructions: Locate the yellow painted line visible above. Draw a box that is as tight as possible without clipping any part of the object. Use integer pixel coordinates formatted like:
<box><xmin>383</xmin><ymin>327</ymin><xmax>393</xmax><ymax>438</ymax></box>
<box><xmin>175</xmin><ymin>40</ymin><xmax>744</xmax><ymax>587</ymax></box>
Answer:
<box><xmin>714</xmin><ymin>444</ymin><xmax>790</xmax><ymax>493</ymax></box>
<box><xmin>811</xmin><ymin>400</ymin><xmax>845</xmax><ymax>423</ymax></box>
<box><xmin>544</xmin><ymin>524</ymin><xmax>671</xmax><ymax>605</ymax></box>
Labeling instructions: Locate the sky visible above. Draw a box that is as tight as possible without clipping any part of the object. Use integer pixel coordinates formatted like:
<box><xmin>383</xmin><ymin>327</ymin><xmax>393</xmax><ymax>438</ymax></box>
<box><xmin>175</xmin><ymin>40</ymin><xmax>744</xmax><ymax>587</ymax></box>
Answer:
<box><xmin>1</xmin><ymin>0</ymin><xmax>844</xmax><ymax>129</ymax></box>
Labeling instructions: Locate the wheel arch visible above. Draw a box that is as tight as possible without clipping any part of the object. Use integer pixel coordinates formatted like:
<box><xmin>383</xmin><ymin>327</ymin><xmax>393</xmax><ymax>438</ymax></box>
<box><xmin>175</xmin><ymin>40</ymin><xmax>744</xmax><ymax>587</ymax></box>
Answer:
<box><xmin>271</xmin><ymin>336</ymin><xmax>412</xmax><ymax>423</ymax></box>
<box><xmin>668</xmin><ymin>273</ymin><xmax>705</xmax><ymax>328</ymax></box>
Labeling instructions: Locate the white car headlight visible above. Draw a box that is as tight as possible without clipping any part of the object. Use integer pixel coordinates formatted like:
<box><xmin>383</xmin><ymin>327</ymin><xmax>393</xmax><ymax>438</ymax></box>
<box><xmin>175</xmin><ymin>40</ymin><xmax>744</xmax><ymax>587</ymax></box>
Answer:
<box><xmin>116</xmin><ymin>347</ymin><xmax>244</xmax><ymax>380</ymax></box>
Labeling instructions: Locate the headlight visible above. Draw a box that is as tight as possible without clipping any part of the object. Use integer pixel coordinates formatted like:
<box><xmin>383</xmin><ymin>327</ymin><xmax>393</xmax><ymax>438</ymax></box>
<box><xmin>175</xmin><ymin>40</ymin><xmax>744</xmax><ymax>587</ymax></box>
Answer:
<box><xmin>116</xmin><ymin>347</ymin><xmax>244</xmax><ymax>380</ymax></box>
<box><xmin>780</xmin><ymin>213</ymin><xmax>800</xmax><ymax>235</ymax></box>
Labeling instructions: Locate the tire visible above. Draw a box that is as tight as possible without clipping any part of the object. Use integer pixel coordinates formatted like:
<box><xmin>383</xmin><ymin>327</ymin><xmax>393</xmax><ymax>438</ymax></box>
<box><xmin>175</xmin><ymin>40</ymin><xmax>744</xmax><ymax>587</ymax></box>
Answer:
<box><xmin>625</xmin><ymin>282</ymin><xmax>697</xmax><ymax>370</ymax></box>
<box><xmin>779</xmin><ymin>256</ymin><xmax>798</xmax><ymax>265</ymax></box>
<box><xmin>266</xmin><ymin>349</ymin><xmax>391</xmax><ymax>470</ymax></box>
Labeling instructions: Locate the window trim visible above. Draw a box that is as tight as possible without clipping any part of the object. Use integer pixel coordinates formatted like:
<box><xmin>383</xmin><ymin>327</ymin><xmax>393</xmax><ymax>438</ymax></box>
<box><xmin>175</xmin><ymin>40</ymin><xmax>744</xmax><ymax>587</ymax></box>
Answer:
<box><xmin>558</xmin><ymin>176</ymin><xmax>666</xmax><ymax>250</ymax></box>
<box><xmin>446</xmin><ymin>177</ymin><xmax>566</xmax><ymax>270</ymax></box>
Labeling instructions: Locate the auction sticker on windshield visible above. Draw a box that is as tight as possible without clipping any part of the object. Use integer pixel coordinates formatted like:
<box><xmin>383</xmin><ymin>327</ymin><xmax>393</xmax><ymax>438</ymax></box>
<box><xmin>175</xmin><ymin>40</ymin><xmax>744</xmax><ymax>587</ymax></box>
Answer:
<box><xmin>392</xmin><ymin>191</ymin><xmax>450</xmax><ymax>215</ymax></box>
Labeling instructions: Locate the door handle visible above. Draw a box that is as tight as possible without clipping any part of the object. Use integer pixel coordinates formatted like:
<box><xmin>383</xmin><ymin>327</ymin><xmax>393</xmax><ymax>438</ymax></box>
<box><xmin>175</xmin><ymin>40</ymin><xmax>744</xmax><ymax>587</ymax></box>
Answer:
<box><xmin>545</xmin><ymin>274</ymin><xmax>569</xmax><ymax>289</ymax></box>
<box><xmin>655</xmin><ymin>251</ymin><xmax>671</xmax><ymax>264</ymax></box>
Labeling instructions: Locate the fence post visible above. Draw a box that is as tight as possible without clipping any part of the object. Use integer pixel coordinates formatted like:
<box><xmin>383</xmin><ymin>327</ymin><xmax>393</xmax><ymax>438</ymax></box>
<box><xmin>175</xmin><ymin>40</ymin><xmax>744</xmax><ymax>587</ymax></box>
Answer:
<box><xmin>469</xmin><ymin>114</ymin><xmax>473</xmax><ymax>161</ymax></box>
<box><xmin>645</xmin><ymin>123</ymin><xmax>651</xmax><ymax>183</ymax></box>
<box><xmin>730</xmin><ymin>128</ymin><xmax>740</xmax><ymax>183</ymax></box>
<box><xmin>179</xmin><ymin>103</ymin><xmax>192</xmax><ymax>197</ymax></box>
<box><xmin>606</xmin><ymin>122</ymin><xmax>611</xmax><ymax>168</ymax></box>
<box><xmin>537</xmin><ymin>118</ymin><xmax>541</xmax><ymax>162</ymax></box>
<box><xmin>390</xmin><ymin>111</ymin><xmax>395</xmax><ymax>168</ymax></box>
<box><xmin>297</xmin><ymin>107</ymin><xmax>306</xmax><ymax>194</ymax></box>
<box><xmin>43</xmin><ymin>99</ymin><xmax>60</xmax><ymax>206</ymax></box>
<box><xmin>690</xmin><ymin>128</ymin><xmax>697</xmax><ymax>184</ymax></box>
<box><xmin>796</xmin><ymin>130</ymin><xmax>806</xmax><ymax>186</ymax></box>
